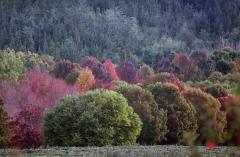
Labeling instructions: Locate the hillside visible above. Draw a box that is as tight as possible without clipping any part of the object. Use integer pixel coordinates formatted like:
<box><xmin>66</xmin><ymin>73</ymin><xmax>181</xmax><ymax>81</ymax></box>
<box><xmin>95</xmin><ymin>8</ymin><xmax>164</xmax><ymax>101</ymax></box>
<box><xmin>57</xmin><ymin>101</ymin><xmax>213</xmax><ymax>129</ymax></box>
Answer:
<box><xmin>0</xmin><ymin>0</ymin><xmax>240</xmax><ymax>63</ymax></box>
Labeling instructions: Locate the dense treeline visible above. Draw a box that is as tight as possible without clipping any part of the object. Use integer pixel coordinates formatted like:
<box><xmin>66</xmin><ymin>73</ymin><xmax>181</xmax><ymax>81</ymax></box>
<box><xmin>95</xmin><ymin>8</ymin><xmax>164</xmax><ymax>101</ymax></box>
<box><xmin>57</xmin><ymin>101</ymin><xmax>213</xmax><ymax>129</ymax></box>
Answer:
<box><xmin>0</xmin><ymin>0</ymin><xmax>240</xmax><ymax>63</ymax></box>
<box><xmin>0</xmin><ymin>49</ymin><xmax>240</xmax><ymax>148</ymax></box>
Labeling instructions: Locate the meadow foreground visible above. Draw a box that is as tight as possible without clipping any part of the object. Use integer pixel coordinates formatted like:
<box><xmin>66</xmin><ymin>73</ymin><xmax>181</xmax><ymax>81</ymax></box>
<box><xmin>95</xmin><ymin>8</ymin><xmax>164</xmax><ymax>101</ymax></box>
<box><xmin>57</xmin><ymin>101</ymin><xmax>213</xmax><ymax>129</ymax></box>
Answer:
<box><xmin>0</xmin><ymin>146</ymin><xmax>239</xmax><ymax>157</ymax></box>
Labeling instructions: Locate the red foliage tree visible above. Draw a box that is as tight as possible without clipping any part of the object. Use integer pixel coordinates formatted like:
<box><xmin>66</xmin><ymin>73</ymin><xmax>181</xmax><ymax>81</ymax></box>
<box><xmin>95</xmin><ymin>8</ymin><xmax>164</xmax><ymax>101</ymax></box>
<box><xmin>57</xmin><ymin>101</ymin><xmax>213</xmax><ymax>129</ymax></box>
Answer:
<box><xmin>1</xmin><ymin>67</ymin><xmax>77</xmax><ymax>115</ymax></box>
<box><xmin>80</xmin><ymin>56</ymin><xmax>112</xmax><ymax>83</ymax></box>
<box><xmin>116</xmin><ymin>61</ymin><xmax>139</xmax><ymax>83</ymax></box>
<box><xmin>172</xmin><ymin>54</ymin><xmax>198</xmax><ymax>81</ymax></box>
<box><xmin>103</xmin><ymin>59</ymin><xmax>119</xmax><ymax>80</ymax></box>
<box><xmin>7</xmin><ymin>104</ymin><xmax>44</xmax><ymax>149</ymax></box>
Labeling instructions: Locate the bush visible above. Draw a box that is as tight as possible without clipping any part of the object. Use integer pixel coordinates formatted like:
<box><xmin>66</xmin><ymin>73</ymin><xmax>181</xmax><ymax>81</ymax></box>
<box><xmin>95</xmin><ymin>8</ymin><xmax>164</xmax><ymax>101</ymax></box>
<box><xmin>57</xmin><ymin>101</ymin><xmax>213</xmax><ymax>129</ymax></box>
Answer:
<box><xmin>22</xmin><ymin>51</ymin><xmax>54</xmax><ymax>71</ymax></box>
<box><xmin>208</xmin><ymin>71</ymin><xmax>225</xmax><ymax>83</ymax></box>
<box><xmin>154</xmin><ymin>58</ymin><xmax>176</xmax><ymax>73</ymax></box>
<box><xmin>80</xmin><ymin>56</ymin><xmax>112</xmax><ymax>83</ymax></box>
<box><xmin>146</xmin><ymin>72</ymin><xmax>185</xmax><ymax>91</ymax></box>
<box><xmin>211</xmin><ymin>48</ymin><xmax>240</xmax><ymax>63</ymax></box>
<box><xmin>52</xmin><ymin>60</ymin><xmax>76</xmax><ymax>79</ymax></box>
<box><xmin>137</xmin><ymin>64</ymin><xmax>154</xmax><ymax>82</ymax></box>
<box><xmin>65</xmin><ymin>68</ymin><xmax>82</xmax><ymax>85</ymax></box>
<box><xmin>205</xmin><ymin>84</ymin><xmax>228</xmax><ymax>98</ymax></box>
<box><xmin>190</xmin><ymin>50</ymin><xmax>214</xmax><ymax>79</ymax></box>
<box><xmin>7</xmin><ymin>104</ymin><xmax>44</xmax><ymax>149</ymax></box>
<box><xmin>231</xmin><ymin>59</ymin><xmax>240</xmax><ymax>73</ymax></box>
<box><xmin>0</xmin><ymin>97</ymin><xmax>8</xmax><ymax>148</ymax></box>
<box><xmin>218</xmin><ymin>96</ymin><xmax>240</xmax><ymax>145</ymax></box>
<box><xmin>172</xmin><ymin>54</ymin><xmax>198</xmax><ymax>81</ymax></box>
<box><xmin>215</xmin><ymin>60</ymin><xmax>232</xmax><ymax>74</ymax></box>
<box><xmin>94</xmin><ymin>79</ymin><xmax>112</xmax><ymax>90</ymax></box>
<box><xmin>112</xmin><ymin>80</ymin><xmax>129</xmax><ymax>88</ymax></box>
<box><xmin>0</xmin><ymin>49</ymin><xmax>26</xmax><ymax>83</ymax></box>
<box><xmin>211</xmin><ymin>48</ymin><xmax>240</xmax><ymax>74</ymax></box>
<box><xmin>148</xmin><ymin>83</ymin><xmax>197</xmax><ymax>143</ymax></box>
<box><xmin>43</xmin><ymin>90</ymin><xmax>142</xmax><ymax>146</ymax></box>
<box><xmin>116</xmin><ymin>61</ymin><xmax>139</xmax><ymax>83</ymax></box>
<box><xmin>115</xmin><ymin>83</ymin><xmax>167</xmax><ymax>144</ymax></box>
<box><xmin>183</xmin><ymin>88</ymin><xmax>226</xmax><ymax>144</ymax></box>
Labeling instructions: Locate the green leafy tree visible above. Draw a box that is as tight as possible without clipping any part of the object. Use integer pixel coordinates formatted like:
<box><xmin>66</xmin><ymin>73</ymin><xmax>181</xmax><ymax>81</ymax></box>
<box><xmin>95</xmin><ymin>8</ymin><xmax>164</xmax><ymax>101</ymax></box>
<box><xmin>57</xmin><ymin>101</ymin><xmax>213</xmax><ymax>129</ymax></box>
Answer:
<box><xmin>44</xmin><ymin>90</ymin><xmax>142</xmax><ymax>146</ymax></box>
<box><xmin>148</xmin><ymin>83</ymin><xmax>197</xmax><ymax>144</ymax></box>
<box><xmin>116</xmin><ymin>83</ymin><xmax>167</xmax><ymax>144</ymax></box>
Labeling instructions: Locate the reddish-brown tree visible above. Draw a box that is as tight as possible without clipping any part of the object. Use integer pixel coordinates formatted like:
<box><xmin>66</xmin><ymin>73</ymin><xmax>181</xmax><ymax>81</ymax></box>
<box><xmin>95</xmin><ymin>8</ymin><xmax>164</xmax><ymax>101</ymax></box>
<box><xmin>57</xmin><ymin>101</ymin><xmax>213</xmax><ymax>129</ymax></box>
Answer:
<box><xmin>7</xmin><ymin>104</ymin><xmax>44</xmax><ymax>149</ymax></box>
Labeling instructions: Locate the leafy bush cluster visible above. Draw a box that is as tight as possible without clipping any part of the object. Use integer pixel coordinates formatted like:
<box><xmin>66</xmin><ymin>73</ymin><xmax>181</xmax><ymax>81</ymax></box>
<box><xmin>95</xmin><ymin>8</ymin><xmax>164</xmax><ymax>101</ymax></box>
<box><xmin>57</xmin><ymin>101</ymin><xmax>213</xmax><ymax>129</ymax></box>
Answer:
<box><xmin>0</xmin><ymin>48</ymin><xmax>240</xmax><ymax>148</ymax></box>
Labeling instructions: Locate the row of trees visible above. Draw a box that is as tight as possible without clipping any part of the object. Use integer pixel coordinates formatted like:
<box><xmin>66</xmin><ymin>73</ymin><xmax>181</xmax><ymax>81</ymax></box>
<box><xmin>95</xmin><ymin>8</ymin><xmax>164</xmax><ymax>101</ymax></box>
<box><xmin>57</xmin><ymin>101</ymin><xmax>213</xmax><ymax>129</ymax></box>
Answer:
<box><xmin>0</xmin><ymin>49</ymin><xmax>240</xmax><ymax>148</ymax></box>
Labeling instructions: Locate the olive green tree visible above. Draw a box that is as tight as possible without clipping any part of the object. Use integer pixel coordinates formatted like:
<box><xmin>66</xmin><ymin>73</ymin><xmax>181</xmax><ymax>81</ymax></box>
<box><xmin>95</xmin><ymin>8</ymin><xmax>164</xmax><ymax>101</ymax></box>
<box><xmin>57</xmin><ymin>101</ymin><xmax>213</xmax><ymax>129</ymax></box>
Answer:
<box><xmin>116</xmin><ymin>83</ymin><xmax>167</xmax><ymax>144</ymax></box>
<box><xmin>148</xmin><ymin>83</ymin><xmax>197</xmax><ymax>144</ymax></box>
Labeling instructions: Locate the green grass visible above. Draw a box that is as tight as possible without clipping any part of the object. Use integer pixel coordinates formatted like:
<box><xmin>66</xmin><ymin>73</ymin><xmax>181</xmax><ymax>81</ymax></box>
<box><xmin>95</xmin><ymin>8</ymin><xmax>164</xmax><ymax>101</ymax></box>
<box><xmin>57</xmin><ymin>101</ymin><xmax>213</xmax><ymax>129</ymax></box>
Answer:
<box><xmin>0</xmin><ymin>146</ymin><xmax>239</xmax><ymax>157</ymax></box>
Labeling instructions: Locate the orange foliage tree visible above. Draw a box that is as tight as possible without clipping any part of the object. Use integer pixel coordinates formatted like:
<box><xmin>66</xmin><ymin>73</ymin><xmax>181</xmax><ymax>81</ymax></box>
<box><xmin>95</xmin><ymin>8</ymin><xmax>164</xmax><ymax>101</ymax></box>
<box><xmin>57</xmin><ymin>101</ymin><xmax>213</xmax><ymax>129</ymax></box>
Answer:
<box><xmin>75</xmin><ymin>68</ymin><xmax>95</xmax><ymax>92</ymax></box>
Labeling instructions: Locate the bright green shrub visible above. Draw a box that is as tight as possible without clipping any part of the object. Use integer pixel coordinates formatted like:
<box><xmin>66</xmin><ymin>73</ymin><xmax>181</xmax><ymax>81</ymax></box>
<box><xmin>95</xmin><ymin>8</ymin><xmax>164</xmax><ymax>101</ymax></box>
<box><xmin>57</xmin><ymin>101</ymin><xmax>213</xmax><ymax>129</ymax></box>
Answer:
<box><xmin>183</xmin><ymin>88</ymin><xmax>226</xmax><ymax>144</ymax></box>
<box><xmin>0</xmin><ymin>49</ymin><xmax>26</xmax><ymax>83</ymax></box>
<box><xmin>43</xmin><ymin>90</ymin><xmax>142</xmax><ymax>146</ymax></box>
<box><xmin>116</xmin><ymin>83</ymin><xmax>167</xmax><ymax>144</ymax></box>
<box><xmin>148</xmin><ymin>83</ymin><xmax>197</xmax><ymax>144</ymax></box>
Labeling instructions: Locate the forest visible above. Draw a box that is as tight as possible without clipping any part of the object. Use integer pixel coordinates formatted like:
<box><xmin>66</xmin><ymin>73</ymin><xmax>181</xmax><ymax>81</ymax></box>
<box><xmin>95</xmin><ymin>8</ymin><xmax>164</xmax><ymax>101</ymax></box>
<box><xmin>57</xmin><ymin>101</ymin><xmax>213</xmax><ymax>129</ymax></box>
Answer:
<box><xmin>1</xmin><ymin>0</ymin><xmax>240</xmax><ymax>63</ymax></box>
<box><xmin>0</xmin><ymin>0</ymin><xmax>240</xmax><ymax>155</ymax></box>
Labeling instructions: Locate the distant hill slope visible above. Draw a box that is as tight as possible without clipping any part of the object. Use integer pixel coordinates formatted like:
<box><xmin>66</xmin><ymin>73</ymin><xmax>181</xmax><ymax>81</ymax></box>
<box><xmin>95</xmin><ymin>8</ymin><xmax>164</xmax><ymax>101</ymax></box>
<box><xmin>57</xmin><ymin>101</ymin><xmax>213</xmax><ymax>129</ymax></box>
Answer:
<box><xmin>0</xmin><ymin>0</ymin><xmax>239</xmax><ymax>63</ymax></box>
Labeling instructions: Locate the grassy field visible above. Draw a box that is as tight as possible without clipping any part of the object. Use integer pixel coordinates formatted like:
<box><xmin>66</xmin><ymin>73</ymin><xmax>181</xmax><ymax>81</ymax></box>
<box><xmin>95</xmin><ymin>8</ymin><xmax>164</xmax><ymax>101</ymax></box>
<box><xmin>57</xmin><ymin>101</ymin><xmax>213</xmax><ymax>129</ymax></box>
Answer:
<box><xmin>0</xmin><ymin>146</ymin><xmax>239</xmax><ymax>157</ymax></box>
